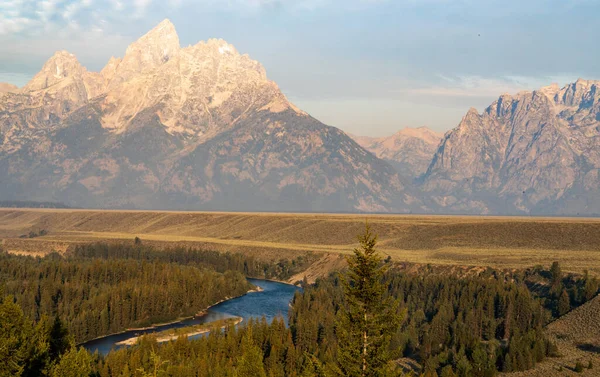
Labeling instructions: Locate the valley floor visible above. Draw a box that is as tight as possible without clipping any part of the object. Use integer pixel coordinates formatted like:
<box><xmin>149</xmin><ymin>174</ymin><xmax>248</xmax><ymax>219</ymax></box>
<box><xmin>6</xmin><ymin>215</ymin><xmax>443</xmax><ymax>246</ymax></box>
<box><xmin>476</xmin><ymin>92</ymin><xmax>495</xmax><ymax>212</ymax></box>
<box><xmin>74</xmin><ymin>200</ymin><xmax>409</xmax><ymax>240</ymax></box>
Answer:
<box><xmin>2</xmin><ymin>208</ymin><xmax>600</xmax><ymax>277</ymax></box>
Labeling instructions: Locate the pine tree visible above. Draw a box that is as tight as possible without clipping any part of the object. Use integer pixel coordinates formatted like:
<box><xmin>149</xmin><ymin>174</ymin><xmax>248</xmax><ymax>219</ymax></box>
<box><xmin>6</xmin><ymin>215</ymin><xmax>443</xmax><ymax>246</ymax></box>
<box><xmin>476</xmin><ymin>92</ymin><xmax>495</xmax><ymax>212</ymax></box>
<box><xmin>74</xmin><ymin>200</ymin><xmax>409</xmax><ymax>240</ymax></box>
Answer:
<box><xmin>50</xmin><ymin>347</ymin><xmax>92</xmax><ymax>377</ymax></box>
<box><xmin>440</xmin><ymin>365</ymin><xmax>457</xmax><ymax>377</ymax></box>
<box><xmin>550</xmin><ymin>262</ymin><xmax>563</xmax><ymax>294</ymax></box>
<box><xmin>0</xmin><ymin>296</ymin><xmax>34</xmax><ymax>377</ymax></box>
<box><xmin>48</xmin><ymin>315</ymin><xmax>72</xmax><ymax>361</ymax></box>
<box><xmin>558</xmin><ymin>289</ymin><xmax>570</xmax><ymax>316</ymax></box>
<box><xmin>335</xmin><ymin>223</ymin><xmax>403</xmax><ymax>377</ymax></box>
<box><xmin>236</xmin><ymin>327</ymin><xmax>267</xmax><ymax>377</ymax></box>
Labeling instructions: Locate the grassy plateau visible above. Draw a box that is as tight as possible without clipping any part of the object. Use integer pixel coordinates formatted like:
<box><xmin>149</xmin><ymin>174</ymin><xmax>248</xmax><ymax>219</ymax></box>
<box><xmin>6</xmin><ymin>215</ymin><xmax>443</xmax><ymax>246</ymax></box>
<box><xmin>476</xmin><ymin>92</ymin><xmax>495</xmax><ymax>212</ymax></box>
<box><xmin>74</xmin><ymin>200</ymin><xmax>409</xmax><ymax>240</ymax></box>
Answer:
<box><xmin>1</xmin><ymin>208</ymin><xmax>600</xmax><ymax>276</ymax></box>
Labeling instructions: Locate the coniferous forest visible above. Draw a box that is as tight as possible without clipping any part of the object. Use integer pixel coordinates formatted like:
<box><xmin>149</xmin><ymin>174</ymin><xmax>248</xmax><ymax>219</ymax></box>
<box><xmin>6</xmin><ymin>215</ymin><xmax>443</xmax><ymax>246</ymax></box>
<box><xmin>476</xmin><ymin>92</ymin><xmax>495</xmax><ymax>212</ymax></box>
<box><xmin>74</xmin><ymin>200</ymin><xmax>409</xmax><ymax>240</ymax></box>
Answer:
<box><xmin>1</xmin><ymin>229</ymin><xmax>599</xmax><ymax>377</ymax></box>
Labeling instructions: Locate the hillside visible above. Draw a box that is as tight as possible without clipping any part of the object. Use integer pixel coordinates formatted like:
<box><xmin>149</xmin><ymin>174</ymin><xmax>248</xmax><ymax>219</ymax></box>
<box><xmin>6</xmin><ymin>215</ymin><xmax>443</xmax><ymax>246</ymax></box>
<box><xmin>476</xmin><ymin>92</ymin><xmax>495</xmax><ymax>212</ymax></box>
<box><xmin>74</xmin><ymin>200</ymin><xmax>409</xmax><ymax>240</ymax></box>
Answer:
<box><xmin>499</xmin><ymin>294</ymin><xmax>600</xmax><ymax>376</ymax></box>
<box><xmin>423</xmin><ymin>80</ymin><xmax>600</xmax><ymax>215</ymax></box>
<box><xmin>0</xmin><ymin>20</ymin><xmax>413</xmax><ymax>213</ymax></box>
<box><xmin>2</xmin><ymin>20</ymin><xmax>600</xmax><ymax>215</ymax></box>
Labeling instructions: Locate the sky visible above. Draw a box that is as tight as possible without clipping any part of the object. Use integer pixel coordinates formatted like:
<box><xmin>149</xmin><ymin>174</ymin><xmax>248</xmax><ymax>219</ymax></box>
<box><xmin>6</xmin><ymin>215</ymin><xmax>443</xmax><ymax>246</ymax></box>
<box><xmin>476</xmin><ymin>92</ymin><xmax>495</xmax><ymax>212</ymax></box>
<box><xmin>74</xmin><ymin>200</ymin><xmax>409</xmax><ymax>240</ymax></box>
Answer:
<box><xmin>0</xmin><ymin>0</ymin><xmax>598</xmax><ymax>136</ymax></box>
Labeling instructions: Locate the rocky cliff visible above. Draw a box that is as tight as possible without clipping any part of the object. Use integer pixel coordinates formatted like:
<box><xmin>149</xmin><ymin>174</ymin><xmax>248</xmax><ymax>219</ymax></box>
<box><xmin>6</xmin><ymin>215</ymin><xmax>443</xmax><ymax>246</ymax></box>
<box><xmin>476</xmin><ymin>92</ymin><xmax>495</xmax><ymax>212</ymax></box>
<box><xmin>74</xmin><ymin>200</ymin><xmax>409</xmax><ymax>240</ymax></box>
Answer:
<box><xmin>0</xmin><ymin>20</ymin><xmax>415</xmax><ymax>212</ymax></box>
<box><xmin>422</xmin><ymin>79</ymin><xmax>600</xmax><ymax>215</ymax></box>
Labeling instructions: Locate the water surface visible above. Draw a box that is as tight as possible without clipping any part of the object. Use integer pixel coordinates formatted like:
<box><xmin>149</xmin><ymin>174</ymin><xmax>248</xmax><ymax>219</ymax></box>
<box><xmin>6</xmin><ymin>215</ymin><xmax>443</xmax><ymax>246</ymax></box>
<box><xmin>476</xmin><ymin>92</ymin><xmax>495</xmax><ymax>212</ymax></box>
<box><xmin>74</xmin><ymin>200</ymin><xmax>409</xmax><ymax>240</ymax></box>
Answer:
<box><xmin>83</xmin><ymin>279</ymin><xmax>299</xmax><ymax>355</ymax></box>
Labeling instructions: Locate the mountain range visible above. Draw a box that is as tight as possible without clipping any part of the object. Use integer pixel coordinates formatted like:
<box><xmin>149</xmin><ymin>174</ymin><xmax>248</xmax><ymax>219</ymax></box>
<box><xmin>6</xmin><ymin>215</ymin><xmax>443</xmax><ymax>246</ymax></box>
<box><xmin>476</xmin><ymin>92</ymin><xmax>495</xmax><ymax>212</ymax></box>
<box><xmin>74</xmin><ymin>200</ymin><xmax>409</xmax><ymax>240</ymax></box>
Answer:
<box><xmin>1</xmin><ymin>19</ymin><xmax>599</xmax><ymax>215</ymax></box>
<box><xmin>350</xmin><ymin>127</ymin><xmax>443</xmax><ymax>179</ymax></box>
<box><xmin>422</xmin><ymin>79</ymin><xmax>600</xmax><ymax>215</ymax></box>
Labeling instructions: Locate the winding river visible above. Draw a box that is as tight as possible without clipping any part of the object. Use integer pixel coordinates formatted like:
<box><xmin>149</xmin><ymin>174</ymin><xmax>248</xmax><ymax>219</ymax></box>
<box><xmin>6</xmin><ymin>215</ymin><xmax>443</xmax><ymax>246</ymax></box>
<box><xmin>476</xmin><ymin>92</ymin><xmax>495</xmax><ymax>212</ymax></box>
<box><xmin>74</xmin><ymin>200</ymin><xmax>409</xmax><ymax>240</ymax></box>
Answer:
<box><xmin>83</xmin><ymin>279</ymin><xmax>300</xmax><ymax>356</ymax></box>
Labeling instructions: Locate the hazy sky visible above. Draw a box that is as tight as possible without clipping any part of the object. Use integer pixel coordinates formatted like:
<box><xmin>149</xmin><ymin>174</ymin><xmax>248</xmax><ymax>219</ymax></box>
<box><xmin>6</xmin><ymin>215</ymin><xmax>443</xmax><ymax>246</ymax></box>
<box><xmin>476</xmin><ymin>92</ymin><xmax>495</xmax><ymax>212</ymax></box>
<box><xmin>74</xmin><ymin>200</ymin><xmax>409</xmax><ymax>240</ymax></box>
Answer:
<box><xmin>0</xmin><ymin>0</ymin><xmax>597</xmax><ymax>136</ymax></box>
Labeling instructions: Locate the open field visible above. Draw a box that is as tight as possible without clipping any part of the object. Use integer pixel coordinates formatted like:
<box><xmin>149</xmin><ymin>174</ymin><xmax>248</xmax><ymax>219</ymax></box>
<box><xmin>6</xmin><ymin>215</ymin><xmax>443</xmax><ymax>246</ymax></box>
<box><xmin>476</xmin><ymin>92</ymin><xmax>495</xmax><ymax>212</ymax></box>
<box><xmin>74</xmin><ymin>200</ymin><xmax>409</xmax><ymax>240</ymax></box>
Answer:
<box><xmin>1</xmin><ymin>208</ymin><xmax>600</xmax><ymax>275</ymax></box>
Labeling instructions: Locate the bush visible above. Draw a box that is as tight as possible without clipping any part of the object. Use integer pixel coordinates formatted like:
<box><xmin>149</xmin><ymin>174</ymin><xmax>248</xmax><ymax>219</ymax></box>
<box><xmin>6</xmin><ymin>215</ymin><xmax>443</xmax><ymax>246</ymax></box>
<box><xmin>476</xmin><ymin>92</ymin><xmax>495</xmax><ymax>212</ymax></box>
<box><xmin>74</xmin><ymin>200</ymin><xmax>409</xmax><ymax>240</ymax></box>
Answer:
<box><xmin>575</xmin><ymin>361</ymin><xmax>584</xmax><ymax>373</ymax></box>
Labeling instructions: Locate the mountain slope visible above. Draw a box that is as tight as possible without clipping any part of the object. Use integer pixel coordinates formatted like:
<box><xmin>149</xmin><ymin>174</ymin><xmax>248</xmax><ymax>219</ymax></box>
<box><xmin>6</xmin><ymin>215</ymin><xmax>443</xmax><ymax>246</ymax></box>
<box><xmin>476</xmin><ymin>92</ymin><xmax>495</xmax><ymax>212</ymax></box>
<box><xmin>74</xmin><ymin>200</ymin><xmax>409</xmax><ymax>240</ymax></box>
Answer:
<box><xmin>422</xmin><ymin>80</ymin><xmax>600</xmax><ymax>215</ymax></box>
<box><xmin>351</xmin><ymin>127</ymin><xmax>442</xmax><ymax>178</ymax></box>
<box><xmin>0</xmin><ymin>19</ymin><xmax>414</xmax><ymax>213</ymax></box>
<box><xmin>0</xmin><ymin>83</ymin><xmax>18</xmax><ymax>93</ymax></box>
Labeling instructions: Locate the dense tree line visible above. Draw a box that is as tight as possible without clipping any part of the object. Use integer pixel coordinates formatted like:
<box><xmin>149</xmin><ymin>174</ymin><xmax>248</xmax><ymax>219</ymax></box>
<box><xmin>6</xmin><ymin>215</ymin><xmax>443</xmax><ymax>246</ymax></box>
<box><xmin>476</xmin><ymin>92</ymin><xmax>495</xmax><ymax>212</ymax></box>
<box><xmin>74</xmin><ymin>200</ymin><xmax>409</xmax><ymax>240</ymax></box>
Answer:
<box><xmin>524</xmin><ymin>262</ymin><xmax>600</xmax><ymax>318</ymax></box>
<box><xmin>0</xmin><ymin>200</ymin><xmax>70</xmax><ymax>208</ymax></box>
<box><xmin>2</xmin><ymin>233</ymin><xmax>599</xmax><ymax>377</ymax></box>
<box><xmin>70</xmin><ymin>243</ymin><xmax>316</xmax><ymax>282</ymax></box>
<box><xmin>289</xmin><ymin>272</ymin><xmax>558</xmax><ymax>376</ymax></box>
<box><xmin>0</xmin><ymin>294</ymin><xmax>82</xmax><ymax>377</ymax></box>
<box><xmin>0</xmin><ymin>251</ymin><xmax>252</xmax><ymax>342</ymax></box>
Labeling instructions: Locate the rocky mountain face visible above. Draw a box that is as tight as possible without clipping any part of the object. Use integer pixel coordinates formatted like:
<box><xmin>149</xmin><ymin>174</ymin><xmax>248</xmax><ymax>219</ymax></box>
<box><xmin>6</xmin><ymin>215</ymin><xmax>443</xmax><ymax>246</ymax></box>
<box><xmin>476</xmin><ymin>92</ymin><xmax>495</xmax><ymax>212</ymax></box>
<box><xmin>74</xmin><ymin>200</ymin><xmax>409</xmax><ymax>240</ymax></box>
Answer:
<box><xmin>0</xmin><ymin>83</ymin><xmax>18</xmax><ymax>93</ymax></box>
<box><xmin>422</xmin><ymin>79</ymin><xmax>600</xmax><ymax>215</ymax></box>
<box><xmin>351</xmin><ymin>127</ymin><xmax>442</xmax><ymax>179</ymax></box>
<box><xmin>0</xmin><ymin>20</ymin><xmax>415</xmax><ymax>212</ymax></box>
<box><xmin>2</xmin><ymin>19</ymin><xmax>599</xmax><ymax>215</ymax></box>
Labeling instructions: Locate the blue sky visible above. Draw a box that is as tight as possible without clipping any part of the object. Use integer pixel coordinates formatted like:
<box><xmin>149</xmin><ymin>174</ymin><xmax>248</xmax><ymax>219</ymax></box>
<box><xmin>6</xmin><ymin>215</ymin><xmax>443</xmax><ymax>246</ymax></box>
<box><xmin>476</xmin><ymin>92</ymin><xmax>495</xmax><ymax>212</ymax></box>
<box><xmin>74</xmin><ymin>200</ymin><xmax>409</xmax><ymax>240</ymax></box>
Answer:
<box><xmin>0</xmin><ymin>0</ymin><xmax>598</xmax><ymax>135</ymax></box>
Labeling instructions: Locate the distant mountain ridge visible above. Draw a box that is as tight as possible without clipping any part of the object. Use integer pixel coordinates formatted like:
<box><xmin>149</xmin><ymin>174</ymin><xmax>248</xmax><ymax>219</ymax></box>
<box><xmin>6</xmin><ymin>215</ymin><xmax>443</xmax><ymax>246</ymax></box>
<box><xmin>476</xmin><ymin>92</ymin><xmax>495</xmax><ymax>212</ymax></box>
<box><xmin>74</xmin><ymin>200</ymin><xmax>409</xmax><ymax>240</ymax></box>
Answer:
<box><xmin>0</xmin><ymin>19</ymin><xmax>416</xmax><ymax>213</ymax></box>
<box><xmin>351</xmin><ymin>127</ymin><xmax>443</xmax><ymax>179</ymax></box>
<box><xmin>1</xmin><ymin>19</ymin><xmax>599</xmax><ymax>214</ymax></box>
<box><xmin>421</xmin><ymin>79</ymin><xmax>600</xmax><ymax>215</ymax></box>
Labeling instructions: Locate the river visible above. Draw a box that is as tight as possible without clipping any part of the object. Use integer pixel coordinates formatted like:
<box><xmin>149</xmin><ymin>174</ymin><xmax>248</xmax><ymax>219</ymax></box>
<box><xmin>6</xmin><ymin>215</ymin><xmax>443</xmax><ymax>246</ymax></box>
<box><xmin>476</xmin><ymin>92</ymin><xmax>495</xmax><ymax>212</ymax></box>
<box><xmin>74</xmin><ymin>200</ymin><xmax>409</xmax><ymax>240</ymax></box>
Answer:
<box><xmin>82</xmin><ymin>279</ymin><xmax>300</xmax><ymax>356</ymax></box>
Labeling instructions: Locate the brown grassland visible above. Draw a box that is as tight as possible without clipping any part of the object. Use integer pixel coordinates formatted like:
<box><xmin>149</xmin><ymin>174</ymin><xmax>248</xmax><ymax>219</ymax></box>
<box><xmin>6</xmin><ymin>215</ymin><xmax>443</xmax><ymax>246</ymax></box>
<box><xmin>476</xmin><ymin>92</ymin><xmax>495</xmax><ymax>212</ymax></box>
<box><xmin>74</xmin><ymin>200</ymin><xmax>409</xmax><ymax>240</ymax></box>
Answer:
<box><xmin>1</xmin><ymin>208</ymin><xmax>600</xmax><ymax>276</ymax></box>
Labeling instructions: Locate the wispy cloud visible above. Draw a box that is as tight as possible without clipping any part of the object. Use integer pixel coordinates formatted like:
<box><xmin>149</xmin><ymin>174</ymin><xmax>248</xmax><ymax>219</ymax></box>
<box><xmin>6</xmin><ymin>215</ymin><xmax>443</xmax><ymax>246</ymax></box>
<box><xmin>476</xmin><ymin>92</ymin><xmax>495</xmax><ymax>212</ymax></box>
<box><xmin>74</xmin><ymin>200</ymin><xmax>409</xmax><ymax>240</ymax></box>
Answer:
<box><xmin>0</xmin><ymin>0</ymin><xmax>391</xmax><ymax>37</ymax></box>
<box><xmin>405</xmin><ymin>75</ymin><xmax>580</xmax><ymax>99</ymax></box>
<box><xmin>0</xmin><ymin>0</ymin><xmax>154</xmax><ymax>36</ymax></box>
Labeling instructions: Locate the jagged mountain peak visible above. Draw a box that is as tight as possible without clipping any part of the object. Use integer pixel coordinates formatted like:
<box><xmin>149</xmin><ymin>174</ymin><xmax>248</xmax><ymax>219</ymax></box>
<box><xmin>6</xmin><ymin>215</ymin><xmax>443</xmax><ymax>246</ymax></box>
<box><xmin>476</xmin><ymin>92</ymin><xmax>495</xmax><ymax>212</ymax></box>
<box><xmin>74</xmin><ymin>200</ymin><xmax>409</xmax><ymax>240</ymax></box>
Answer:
<box><xmin>203</xmin><ymin>38</ymin><xmax>238</xmax><ymax>54</ymax></box>
<box><xmin>423</xmin><ymin>78</ymin><xmax>600</xmax><ymax>215</ymax></box>
<box><xmin>0</xmin><ymin>19</ymin><xmax>414</xmax><ymax>213</ymax></box>
<box><xmin>107</xmin><ymin>19</ymin><xmax>181</xmax><ymax>87</ymax></box>
<box><xmin>131</xmin><ymin>19</ymin><xmax>179</xmax><ymax>52</ymax></box>
<box><xmin>96</xmin><ymin>21</ymin><xmax>299</xmax><ymax>134</ymax></box>
<box><xmin>23</xmin><ymin>50</ymin><xmax>86</xmax><ymax>92</ymax></box>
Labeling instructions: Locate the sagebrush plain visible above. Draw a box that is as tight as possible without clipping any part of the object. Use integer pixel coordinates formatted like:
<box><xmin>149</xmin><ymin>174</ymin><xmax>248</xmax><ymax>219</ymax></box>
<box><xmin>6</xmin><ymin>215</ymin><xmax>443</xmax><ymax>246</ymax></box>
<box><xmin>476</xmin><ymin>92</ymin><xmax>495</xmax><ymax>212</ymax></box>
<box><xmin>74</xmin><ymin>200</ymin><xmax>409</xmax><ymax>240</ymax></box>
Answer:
<box><xmin>2</xmin><ymin>208</ymin><xmax>600</xmax><ymax>276</ymax></box>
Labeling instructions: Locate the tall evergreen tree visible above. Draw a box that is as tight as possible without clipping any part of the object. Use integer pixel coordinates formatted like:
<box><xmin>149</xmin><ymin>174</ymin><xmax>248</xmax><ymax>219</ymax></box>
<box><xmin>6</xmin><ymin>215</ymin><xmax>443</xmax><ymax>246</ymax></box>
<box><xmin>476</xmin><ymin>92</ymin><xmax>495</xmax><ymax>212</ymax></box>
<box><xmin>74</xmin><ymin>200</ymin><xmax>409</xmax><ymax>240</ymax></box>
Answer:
<box><xmin>335</xmin><ymin>223</ymin><xmax>402</xmax><ymax>377</ymax></box>
<box><xmin>236</xmin><ymin>327</ymin><xmax>267</xmax><ymax>377</ymax></box>
<box><xmin>50</xmin><ymin>347</ymin><xmax>93</xmax><ymax>377</ymax></box>
<box><xmin>558</xmin><ymin>289</ymin><xmax>571</xmax><ymax>316</ymax></box>
<box><xmin>0</xmin><ymin>296</ymin><xmax>32</xmax><ymax>377</ymax></box>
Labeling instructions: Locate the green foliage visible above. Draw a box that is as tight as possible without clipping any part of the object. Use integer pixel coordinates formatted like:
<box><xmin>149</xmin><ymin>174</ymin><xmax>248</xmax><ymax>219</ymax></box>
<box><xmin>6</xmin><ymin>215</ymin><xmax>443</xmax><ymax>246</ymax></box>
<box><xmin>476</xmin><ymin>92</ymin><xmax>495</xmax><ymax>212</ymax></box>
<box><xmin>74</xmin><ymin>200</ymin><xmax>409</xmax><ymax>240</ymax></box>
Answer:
<box><xmin>335</xmin><ymin>223</ymin><xmax>402</xmax><ymax>377</ymax></box>
<box><xmin>575</xmin><ymin>361</ymin><xmax>585</xmax><ymax>373</ymax></box>
<box><xmin>236</xmin><ymin>328</ymin><xmax>267</xmax><ymax>377</ymax></box>
<box><xmin>136</xmin><ymin>351</ymin><xmax>169</xmax><ymax>377</ymax></box>
<box><xmin>0</xmin><ymin>250</ymin><xmax>252</xmax><ymax>342</ymax></box>
<box><xmin>0</xmin><ymin>296</ymin><xmax>75</xmax><ymax>377</ymax></box>
<box><xmin>289</xmin><ymin>263</ymin><xmax>555</xmax><ymax>375</ymax></box>
<box><xmin>50</xmin><ymin>348</ymin><xmax>93</xmax><ymax>377</ymax></box>
<box><xmin>558</xmin><ymin>289</ymin><xmax>571</xmax><ymax>316</ymax></box>
<box><xmin>70</xmin><ymin>242</ymin><xmax>316</xmax><ymax>282</ymax></box>
<box><xmin>2</xmin><ymin>238</ymin><xmax>598</xmax><ymax>377</ymax></box>
<box><xmin>0</xmin><ymin>296</ymin><xmax>34</xmax><ymax>377</ymax></box>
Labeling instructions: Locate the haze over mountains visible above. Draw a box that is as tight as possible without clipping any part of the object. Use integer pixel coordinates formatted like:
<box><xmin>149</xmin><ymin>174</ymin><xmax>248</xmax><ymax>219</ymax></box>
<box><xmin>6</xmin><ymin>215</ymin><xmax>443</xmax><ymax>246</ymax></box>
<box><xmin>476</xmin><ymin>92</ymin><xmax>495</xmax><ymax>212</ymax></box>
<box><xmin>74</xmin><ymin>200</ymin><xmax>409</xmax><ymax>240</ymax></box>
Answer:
<box><xmin>351</xmin><ymin>127</ymin><xmax>443</xmax><ymax>179</ymax></box>
<box><xmin>1</xmin><ymin>20</ymin><xmax>599</xmax><ymax>215</ymax></box>
<box><xmin>0</xmin><ymin>20</ymin><xmax>410</xmax><ymax>213</ymax></box>
<box><xmin>423</xmin><ymin>79</ymin><xmax>600</xmax><ymax>215</ymax></box>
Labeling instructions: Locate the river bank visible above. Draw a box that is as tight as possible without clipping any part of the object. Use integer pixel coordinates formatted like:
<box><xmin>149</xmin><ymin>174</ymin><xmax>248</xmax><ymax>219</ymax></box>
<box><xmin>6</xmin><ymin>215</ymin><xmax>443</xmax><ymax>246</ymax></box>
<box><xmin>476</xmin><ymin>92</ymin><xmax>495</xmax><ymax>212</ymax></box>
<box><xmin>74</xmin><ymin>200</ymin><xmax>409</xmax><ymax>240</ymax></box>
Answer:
<box><xmin>83</xmin><ymin>278</ymin><xmax>301</xmax><ymax>355</ymax></box>
<box><xmin>79</xmin><ymin>284</ymin><xmax>261</xmax><ymax>346</ymax></box>
<box><xmin>115</xmin><ymin>317</ymin><xmax>244</xmax><ymax>346</ymax></box>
